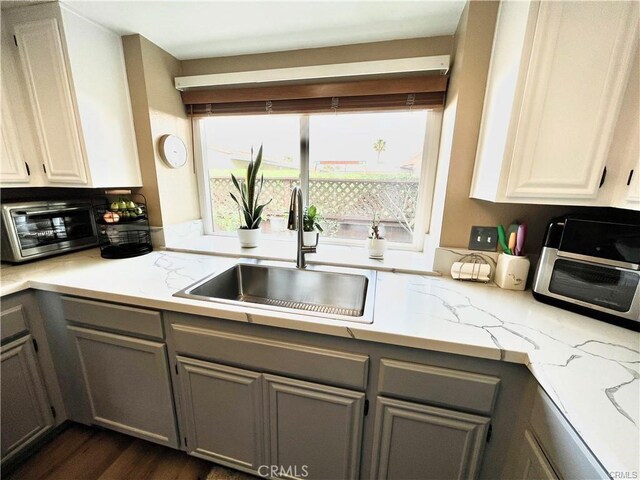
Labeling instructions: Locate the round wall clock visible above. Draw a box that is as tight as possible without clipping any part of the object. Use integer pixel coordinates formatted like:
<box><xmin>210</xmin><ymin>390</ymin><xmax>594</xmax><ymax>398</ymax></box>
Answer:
<box><xmin>159</xmin><ymin>134</ymin><xmax>187</xmax><ymax>168</ymax></box>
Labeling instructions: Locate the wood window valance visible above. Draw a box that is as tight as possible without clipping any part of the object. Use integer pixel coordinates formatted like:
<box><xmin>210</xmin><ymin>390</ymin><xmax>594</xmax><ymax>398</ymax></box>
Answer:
<box><xmin>181</xmin><ymin>75</ymin><xmax>448</xmax><ymax>116</ymax></box>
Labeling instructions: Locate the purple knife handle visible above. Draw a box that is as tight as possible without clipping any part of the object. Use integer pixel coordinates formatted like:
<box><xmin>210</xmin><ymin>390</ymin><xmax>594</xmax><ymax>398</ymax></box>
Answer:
<box><xmin>515</xmin><ymin>224</ymin><xmax>527</xmax><ymax>256</ymax></box>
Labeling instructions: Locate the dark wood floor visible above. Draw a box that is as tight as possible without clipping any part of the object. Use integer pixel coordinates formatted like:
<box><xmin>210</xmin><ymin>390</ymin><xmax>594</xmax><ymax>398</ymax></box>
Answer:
<box><xmin>5</xmin><ymin>424</ymin><xmax>216</xmax><ymax>480</ymax></box>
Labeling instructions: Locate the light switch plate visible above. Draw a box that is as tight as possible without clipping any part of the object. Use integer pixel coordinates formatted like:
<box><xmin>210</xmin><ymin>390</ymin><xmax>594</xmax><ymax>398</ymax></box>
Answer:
<box><xmin>468</xmin><ymin>226</ymin><xmax>498</xmax><ymax>251</ymax></box>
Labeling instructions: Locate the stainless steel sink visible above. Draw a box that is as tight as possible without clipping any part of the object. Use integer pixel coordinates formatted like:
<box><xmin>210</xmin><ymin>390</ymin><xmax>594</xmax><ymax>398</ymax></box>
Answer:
<box><xmin>174</xmin><ymin>261</ymin><xmax>376</xmax><ymax>323</ymax></box>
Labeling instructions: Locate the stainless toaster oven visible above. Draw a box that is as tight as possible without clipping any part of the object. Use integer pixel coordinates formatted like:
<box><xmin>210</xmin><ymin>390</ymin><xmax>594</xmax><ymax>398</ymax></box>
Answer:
<box><xmin>1</xmin><ymin>200</ymin><xmax>98</xmax><ymax>263</ymax></box>
<box><xmin>533</xmin><ymin>215</ymin><xmax>639</xmax><ymax>328</ymax></box>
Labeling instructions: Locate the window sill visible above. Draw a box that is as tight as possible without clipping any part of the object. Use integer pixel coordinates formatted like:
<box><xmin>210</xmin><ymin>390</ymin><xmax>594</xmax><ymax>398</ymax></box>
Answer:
<box><xmin>163</xmin><ymin>234</ymin><xmax>439</xmax><ymax>275</ymax></box>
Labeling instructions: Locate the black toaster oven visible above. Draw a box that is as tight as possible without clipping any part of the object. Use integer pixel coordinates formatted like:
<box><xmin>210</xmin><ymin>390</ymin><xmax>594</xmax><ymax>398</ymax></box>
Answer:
<box><xmin>533</xmin><ymin>214</ymin><xmax>639</xmax><ymax>330</ymax></box>
<box><xmin>1</xmin><ymin>200</ymin><xmax>98</xmax><ymax>263</ymax></box>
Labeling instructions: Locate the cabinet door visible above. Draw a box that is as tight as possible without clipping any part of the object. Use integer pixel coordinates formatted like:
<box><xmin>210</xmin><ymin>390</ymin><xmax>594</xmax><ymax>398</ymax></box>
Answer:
<box><xmin>13</xmin><ymin>18</ymin><xmax>88</xmax><ymax>185</ymax></box>
<box><xmin>622</xmin><ymin>161</ymin><xmax>640</xmax><ymax>209</ymax></box>
<box><xmin>263</xmin><ymin>374</ymin><xmax>364</xmax><ymax>480</ymax></box>
<box><xmin>177</xmin><ymin>356</ymin><xmax>264</xmax><ymax>472</ymax></box>
<box><xmin>371</xmin><ymin>396</ymin><xmax>490</xmax><ymax>480</ymax></box>
<box><xmin>1</xmin><ymin>90</ymin><xmax>30</xmax><ymax>184</ymax></box>
<box><xmin>514</xmin><ymin>430</ymin><xmax>559</xmax><ymax>480</ymax></box>
<box><xmin>68</xmin><ymin>326</ymin><xmax>178</xmax><ymax>447</ymax></box>
<box><xmin>1</xmin><ymin>335</ymin><xmax>54</xmax><ymax>462</ymax></box>
<box><xmin>506</xmin><ymin>1</ymin><xmax>637</xmax><ymax>200</ymax></box>
<box><xmin>1</xmin><ymin>18</ymin><xmax>32</xmax><ymax>186</ymax></box>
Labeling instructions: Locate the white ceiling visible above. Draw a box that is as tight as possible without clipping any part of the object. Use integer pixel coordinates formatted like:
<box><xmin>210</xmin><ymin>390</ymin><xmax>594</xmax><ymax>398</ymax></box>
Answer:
<box><xmin>60</xmin><ymin>0</ymin><xmax>465</xmax><ymax>60</ymax></box>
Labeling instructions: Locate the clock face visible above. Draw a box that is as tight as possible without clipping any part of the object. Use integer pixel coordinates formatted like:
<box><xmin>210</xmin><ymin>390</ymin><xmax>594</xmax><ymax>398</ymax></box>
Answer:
<box><xmin>159</xmin><ymin>134</ymin><xmax>187</xmax><ymax>168</ymax></box>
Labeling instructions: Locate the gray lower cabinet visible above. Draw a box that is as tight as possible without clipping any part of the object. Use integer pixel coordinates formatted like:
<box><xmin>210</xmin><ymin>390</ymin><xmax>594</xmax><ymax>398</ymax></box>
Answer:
<box><xmin>371</xmin><ymin>396</ymin><xmax>490</xmax><ymax>480</ymax></box>
<box><xmin>176</xmin><ymin>356</ymin><xmax>264</xmax><ymax>471</ymax></box>
<box><xmin>515</xmin><ymin>430</ymin><xmax>559</xmax><ymax>480</ymax></box>
<box><xmin>174</xmin><ymin>352</ymin><xmax>365</xmax><ymax>480</ymax></box>
<box><xmin>525</xmin><ymin>387</ymin><xmax>608</xmax><ymax>479</ymax></box>
<box><xmin>68</xmin><ymin>326</ymin><xmax>178</xmax><ymax>447</ymax></box>
<box><xmin>1</xmin><ymin>335</ymin><xmax>54</xmax><ymax>463</ymax></box>
<box><xmin>263</xmin><ymin>374</ymin><xmax>365</xmax><ymax>480</ymax></box>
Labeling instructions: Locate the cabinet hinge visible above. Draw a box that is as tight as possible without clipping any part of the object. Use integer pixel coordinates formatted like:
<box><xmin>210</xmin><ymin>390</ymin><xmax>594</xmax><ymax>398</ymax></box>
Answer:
<box><xmin>599</xmin><ymin>166</ymin><xmax>607</xmax><ymax>188</ymax></box>
<box><xmin>486</xmin><ymin>424</ymin><xmax>492</xmax><ymax>443</ymax></box>
<box><xmin>51</xmin><ymin>406</ymin><xmax>56</xmax><ymax>418</ymax></box>
<box><xmin>364</xmin><ymin>399</ymin><xmax>369</xmax><ymax>417</ymax></box>
<box><xmin>627</xmin><ymin>169</ymin><xmax>635</xmax><ymax>186</ymax></box>
<box><xmin>32</xmin><ymin>338</ymin><xmax>39</xmax><ymax>352</ymax></box>
<box><xmin>13</xmin><ymin>35</ymin><xmax>17</xmax><ymax>47</ymax></box>
<box><xmin>25</xmin><ymin>162</ymin><xmax>30</xmax><ymax>176</ymax></box>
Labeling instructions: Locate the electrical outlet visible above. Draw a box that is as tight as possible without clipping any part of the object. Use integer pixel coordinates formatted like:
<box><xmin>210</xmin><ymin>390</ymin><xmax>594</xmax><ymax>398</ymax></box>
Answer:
<box><xmin>468</xmin><ymin>226</ymin><xmax>498</xmax><ymax>251</ymax></box>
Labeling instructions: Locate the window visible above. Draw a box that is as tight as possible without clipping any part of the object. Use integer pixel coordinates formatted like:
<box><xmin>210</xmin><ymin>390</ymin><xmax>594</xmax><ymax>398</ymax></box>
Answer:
<box><xmin>197</xmin><ymin>109</ymin><xmax>441</xmax><ymax>249</ymax></box>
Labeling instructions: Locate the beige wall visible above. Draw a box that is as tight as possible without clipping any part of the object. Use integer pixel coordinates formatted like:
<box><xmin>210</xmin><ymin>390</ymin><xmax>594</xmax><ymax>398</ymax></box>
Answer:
<box><xmin>122</xmin><ymin>34</ymin><xmax>200</xmax><ymax>227</ymax></box>
<box><xmin>436</xmin><ymin>1</ymin><xmax>583</xmax><ymax>252</ymax></box>
<box><xmin>181</xmin><ymin>36</ymin><xmax>453</xmax><ymax>76</ymax></box>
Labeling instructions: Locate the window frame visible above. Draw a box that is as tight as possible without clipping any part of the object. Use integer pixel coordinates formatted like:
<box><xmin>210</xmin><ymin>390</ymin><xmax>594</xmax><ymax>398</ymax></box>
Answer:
<box><xmin>194</xmin><ymin>109</ymin><xmax>442</xmax><ymax>252</ymax></box>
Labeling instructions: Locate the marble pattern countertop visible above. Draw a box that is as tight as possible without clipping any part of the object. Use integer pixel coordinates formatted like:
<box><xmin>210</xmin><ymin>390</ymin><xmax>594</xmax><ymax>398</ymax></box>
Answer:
<box><xmin>1</xmin><ymin>249</ymin><xmax>638</xmax><ymax>475</ymax></box>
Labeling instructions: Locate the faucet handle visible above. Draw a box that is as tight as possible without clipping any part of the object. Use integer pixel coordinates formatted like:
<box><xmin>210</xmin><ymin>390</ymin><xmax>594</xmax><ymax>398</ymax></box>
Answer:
<box><xmin>287</xmin><ymin>189</ymin><xmax>298</xmax><ymax>231</ymax></box>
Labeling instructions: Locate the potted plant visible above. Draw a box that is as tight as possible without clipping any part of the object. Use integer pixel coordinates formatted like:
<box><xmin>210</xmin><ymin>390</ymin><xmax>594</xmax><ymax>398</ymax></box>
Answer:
<box><xmin>229</xmin><ymin>146</ymin><xmax>272</xmax><ymax>248</ymax></box>
<box><xmin>302</xmin><ymin>204</ymin><xmax>323</xmax><ymax>246</ymax></box>
<box><xmin>367</xmin><ymin>213</ymin><xmax>386</xmax><ymax>259</ymax></box>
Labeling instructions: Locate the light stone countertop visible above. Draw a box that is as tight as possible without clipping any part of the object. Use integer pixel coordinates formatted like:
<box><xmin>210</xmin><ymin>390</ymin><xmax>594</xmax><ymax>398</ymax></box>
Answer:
<box><xmin>1</xmin><ymin>248</ymin><xmax>638</xmax><ymax>475</ymax></box>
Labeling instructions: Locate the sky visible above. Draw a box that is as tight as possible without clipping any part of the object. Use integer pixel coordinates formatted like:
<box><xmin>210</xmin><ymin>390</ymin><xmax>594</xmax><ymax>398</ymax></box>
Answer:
<box><xmin>203</xmin><ymin>111</ymin><xmax>428</xmax><ymax>176</ymax></box>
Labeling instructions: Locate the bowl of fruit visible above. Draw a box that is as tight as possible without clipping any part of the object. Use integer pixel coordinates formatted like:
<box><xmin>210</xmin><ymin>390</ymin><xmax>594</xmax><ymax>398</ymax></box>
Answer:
<box><xmin>102</xmin><ymin>197</ymin><xmax>145</xmax><ymax>223</ymax></box>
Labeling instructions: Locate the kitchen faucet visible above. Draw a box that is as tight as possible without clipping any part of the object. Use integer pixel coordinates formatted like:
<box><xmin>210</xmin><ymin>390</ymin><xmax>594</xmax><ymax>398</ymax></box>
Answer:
<box><xmin>287</xmin><ymin>185</ymin><xmax>316</xmax><ymax>268</ymax></box>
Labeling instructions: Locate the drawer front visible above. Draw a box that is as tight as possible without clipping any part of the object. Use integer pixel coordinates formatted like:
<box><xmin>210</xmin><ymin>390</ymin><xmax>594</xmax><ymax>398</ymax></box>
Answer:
<box><xmin>1</xmin><ymin>305</ymin><xmax>29</xmax><ymax>343</ymax></box>
<box><xmin>171</xmin><ymin>323</ymin><xmax>369</xmax><ymax>390</ymax></box>
<box><xmin>62</xmin><ymin>297</ymin><xmax>163</xmax><ymax>340</ymax></box>
<box><xmin>378</xmin><ymin>358</ymin><xmax>500</xmax><ymax>415</ymax></box>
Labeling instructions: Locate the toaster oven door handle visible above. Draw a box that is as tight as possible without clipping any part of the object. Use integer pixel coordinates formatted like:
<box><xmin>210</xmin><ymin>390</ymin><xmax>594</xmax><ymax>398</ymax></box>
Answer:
<box><xmin>13</xmin><ymin>207</ymin><xmax>87</xmax><ymax>217</ymax></box>
<box><xmin>556</xmin><ymin>250</ymin><xmax>639</xmax><ymax>271</ymax></box>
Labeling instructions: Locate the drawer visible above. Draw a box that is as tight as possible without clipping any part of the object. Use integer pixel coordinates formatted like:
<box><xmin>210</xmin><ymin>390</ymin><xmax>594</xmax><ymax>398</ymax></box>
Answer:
<box><xmin>1</xmin><ymin>305</ymin><xmax>29</xmax><ymax>343</ymax></box>
<box><xmin>171</xmin><ymin>323</ymin><xmax>369</xmax><ymax>390</ymax></box>
<box><xmin>378</xmin><ymin>358</ymin><xmax>500</xmax><ymax>415</ymax></box>
<box><xmin>62</xmin><ymin>297</ymin><xmax>163</xmax><ymax>340</ymax></box>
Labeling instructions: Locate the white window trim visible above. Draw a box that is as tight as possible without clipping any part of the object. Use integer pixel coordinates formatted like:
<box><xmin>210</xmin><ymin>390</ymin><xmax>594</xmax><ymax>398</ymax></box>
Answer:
<box><xmin>194</xmin><ymin>109</ymin><xmax>442</xmax><ymax>252</ymax></box>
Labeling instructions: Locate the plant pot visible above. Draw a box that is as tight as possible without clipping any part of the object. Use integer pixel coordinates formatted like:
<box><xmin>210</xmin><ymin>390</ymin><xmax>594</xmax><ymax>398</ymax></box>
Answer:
<box><xmin>237</xmin><ymin>228</ymin><xmax>261</xmax><ymax>248</ymax></box>
<box><xmin>303</xmin><ymin>231</ymin><xmax>319</xmax><ymax>247</ymax></box>
<box><xmin>367</xmin><ymin>238</ymin><xmax>386</xmax><ymax>259</ymax></box>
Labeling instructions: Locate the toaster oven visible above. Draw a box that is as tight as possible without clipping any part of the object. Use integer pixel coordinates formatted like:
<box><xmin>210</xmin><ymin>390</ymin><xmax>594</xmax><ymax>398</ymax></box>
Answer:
<box><xmin>1</xmin><ymin>200</ymin><xmax>98</xmax><ymax>263</ymax></box>
<box><xmin>532</xmin><ymin>215</ymin><xmax>640</xmax><ymax>329</ymax></box>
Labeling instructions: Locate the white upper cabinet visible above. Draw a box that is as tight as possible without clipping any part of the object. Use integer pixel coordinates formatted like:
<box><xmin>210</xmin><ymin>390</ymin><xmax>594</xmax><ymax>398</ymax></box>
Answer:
<box><xmin>1</xmin><ymin>92</ymin><xmax>31</xmax><ymax>185</ymax></box>
<box><xmin>471</xmin><ymin>1</ymin><xmax>639</xmax><ymax>206</ymax></box>
<box><xmin>609</xmin><ymin>49</ymin><xmax>640</xmax><ymax>211</ymax></box>
<box><xmin>0</xmin><ymin>16</ymin><xmax>45</xmax><ymax>186</ymax></box>
<box><xmin>13</xmin><ymin>17</ymin><xmax>88</xmax><ymax>185</ymax></box>
<box><xmin>2</xmin><ymin>3</ymin><xmax>141</xmax><ymax>188</ymax></box>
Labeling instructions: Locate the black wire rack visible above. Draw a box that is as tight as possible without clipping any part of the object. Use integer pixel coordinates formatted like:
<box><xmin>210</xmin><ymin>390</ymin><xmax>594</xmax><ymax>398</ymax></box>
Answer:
<box><xmin>92</xmin><ymin>191</ymin><xmax>153</xmax><ymax>259</ymax></box>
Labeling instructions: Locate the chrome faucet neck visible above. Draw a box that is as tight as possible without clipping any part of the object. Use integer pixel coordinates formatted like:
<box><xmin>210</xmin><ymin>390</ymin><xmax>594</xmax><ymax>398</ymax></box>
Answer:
<box><xmin>287</xmin><ymin>186</ymin><xmax>315</xmax><ymax>268</ymax></box>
